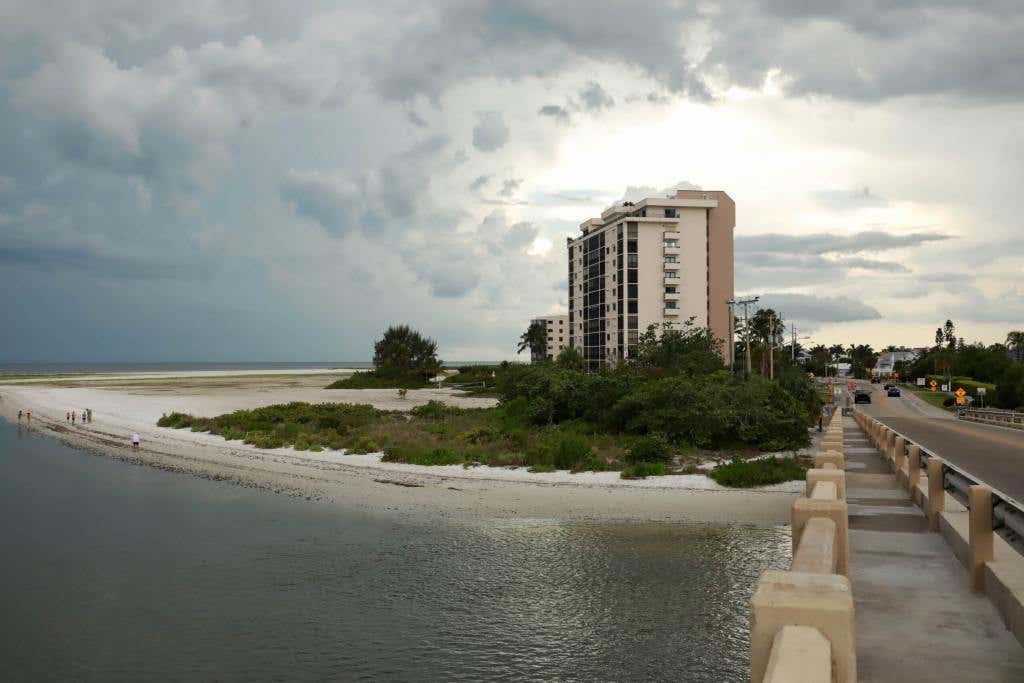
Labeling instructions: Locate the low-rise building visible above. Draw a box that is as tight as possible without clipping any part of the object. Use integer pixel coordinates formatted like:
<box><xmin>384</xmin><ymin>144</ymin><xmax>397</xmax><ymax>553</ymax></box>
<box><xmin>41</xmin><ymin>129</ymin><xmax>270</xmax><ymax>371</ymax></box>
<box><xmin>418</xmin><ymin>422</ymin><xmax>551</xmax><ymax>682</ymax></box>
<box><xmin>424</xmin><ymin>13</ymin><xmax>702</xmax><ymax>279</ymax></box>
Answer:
<box><xmin>531</xmin><ymin>314</ymin><xmax>568</xmax><ymax>362</ymax></box>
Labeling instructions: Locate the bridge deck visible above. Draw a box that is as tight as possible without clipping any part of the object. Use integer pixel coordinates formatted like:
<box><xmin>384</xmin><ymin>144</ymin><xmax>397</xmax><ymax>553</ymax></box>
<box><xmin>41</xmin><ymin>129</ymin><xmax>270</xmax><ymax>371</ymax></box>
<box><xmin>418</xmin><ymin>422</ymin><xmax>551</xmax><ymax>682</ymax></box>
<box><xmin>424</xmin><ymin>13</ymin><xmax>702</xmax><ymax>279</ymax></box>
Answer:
<box><xmin>843</xmin><ymin>414</ymin><xmax>1024</xmax><ymax>682</ymax></box>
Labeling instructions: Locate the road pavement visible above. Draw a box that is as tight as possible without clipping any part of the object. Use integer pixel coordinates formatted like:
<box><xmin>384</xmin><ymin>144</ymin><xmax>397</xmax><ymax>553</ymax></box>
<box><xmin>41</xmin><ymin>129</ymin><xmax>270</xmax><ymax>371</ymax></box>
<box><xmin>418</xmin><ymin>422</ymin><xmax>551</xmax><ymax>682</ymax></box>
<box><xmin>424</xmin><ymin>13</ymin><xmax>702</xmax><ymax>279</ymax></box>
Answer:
<box><xmin>854</xmin><ymin>381</ymin><xmax>1024</xmax><ymax>504</ymax></box>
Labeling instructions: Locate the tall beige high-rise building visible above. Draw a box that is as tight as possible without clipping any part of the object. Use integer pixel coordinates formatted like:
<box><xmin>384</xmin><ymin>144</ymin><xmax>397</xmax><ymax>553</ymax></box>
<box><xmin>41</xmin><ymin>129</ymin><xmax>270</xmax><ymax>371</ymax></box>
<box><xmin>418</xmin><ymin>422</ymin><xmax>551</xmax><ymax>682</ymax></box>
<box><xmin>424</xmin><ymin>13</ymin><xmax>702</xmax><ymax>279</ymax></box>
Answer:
<box><xmin>567</xmin><ymin>189</ymin><xmax>735</xmax><ymax>370</ymax></box>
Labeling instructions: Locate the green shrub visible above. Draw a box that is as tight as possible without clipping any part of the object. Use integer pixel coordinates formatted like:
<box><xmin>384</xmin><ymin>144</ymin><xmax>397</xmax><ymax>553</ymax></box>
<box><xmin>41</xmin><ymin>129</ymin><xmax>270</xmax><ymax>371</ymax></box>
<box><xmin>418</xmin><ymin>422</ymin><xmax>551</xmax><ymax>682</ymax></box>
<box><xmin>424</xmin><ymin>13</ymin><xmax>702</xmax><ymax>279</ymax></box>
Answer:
<box><xmin>620</xmin><ymin>462</ymin><xmax>668</xmax><ymax>479</ymax></box>
<box><xmin>709</xmin><ymin>457</ymin><xmax>805</xmax><ymax>488</ymax></box>
<box><xmin>244</xmin><ymin>431</ymin><xmax>284</xmax><ymax>449</ymax></box>
<box><xmin>157</xmin><ymin>412</ymin><xmax>193</xmax><ymax>428</ymax></box>
<box><xmin>326</xmin><ymin>370</ymin><xmax>428</xmax><ymax>389</ymax></box>
<box><xmin>528</xmin><ymin>463</ymin><xmax>557</xmax><ymax>473</ymax></box>
<box><xmin>347</xmin><ymin>436</ymin><xmax>381</xmax><ymax>454</ymax></box>
<box><xmin>426</xmin><ymin>421</ymin><xmax>449</xmax><ymax>436</ymax></box>
<box><xmin>626</xmin><ymin>433</ymin><xmax>672</xmax><ymax>464</ymax></box>
<box><xmin>456</xmin><ymin>426</ymin><xmax>501</xmax><ymax>444</ymax></box>
<box><xmin>382</xmin><ymin>446</ymin><xmax>463</xmax><ymax>466</ymax></box>
<box><xmin>549</xmin><ymin>433</ymin><xmax>594</xmax><ymax>470</ymax></box>
<box><xmin>412</xmin><ymin>400</ymin><xmax>461</xmax><ymax>419</ymax></box>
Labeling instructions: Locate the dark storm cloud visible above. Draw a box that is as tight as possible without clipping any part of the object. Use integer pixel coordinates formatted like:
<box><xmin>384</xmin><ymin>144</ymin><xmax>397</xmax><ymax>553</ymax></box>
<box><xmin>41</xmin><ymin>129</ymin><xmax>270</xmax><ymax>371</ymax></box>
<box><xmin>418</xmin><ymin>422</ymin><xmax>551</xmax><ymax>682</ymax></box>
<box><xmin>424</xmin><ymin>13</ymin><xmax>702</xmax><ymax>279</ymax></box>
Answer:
<box><xmin>499</xmin><ymin>178</ymin><xmax>522</xmax><ymax>197</ymax></box>
<box><xmin>578</xmin><ymin>81</ymin><xmax>614</xmax><ymax>111</ymax></box>
<box><xmin>736</xmin><ymin>230</ymin><xmax>952</xmax><ymax>256</ymax></box>
<box><xmin>698</xmin><ymin>1</ymin><xmax>1024</xmax><ymax>101</ymax></box>
<box><xmin>472</xmin><ymin>111</ymin><xmax>509</xmax><ymax>152</ymax></box>
<box><xmin>0</xmin><ymin>244</ymin><xmax>209</xmax><ymax>281</ymax></box>
<box><xmin>756</xmin><ymin>293</ymin><xmax>882</xmax><ymax>323</ymax></box>
<box><xmin>538</xmin><ymin>104</ymin><xmax>570</xmax><ymax>121</ymax></box>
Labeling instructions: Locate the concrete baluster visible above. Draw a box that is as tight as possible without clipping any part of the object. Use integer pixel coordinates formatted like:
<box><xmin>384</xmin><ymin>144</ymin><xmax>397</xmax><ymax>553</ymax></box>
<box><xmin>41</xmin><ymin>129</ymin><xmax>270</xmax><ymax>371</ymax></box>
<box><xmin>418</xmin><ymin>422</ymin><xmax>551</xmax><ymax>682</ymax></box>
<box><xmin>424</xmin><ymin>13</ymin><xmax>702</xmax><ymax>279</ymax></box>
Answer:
<box><xmin>968</xmin><ymin>485</ymin><xmax>994</xmax><ymax>593</ymax></box>
<box><xmin>927</xmin><ymin>457</ymin><xmax>944</xmax><ymax>532</ymax></box>
<box><xmin>906</xmin><ymin>445</ymin><xmax>921</xmax><ymax>497</ymax></box>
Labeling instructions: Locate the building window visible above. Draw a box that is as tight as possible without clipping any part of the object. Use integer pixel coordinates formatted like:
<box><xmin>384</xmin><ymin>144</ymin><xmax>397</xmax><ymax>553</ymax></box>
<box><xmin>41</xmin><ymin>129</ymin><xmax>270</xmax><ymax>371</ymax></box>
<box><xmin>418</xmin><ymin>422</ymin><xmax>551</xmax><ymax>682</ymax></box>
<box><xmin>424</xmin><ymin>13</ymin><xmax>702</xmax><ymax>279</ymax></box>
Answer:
<box><xmin>664</xmin><ymin>239</ymin><xmax>679</xmax><ymax>248</ymax></box>
<box><xmin>665</xmin><ymin>256</ymin><xmax>678</xmax><ymax>263</ymax></box>
<box><xmin>665</xmin><ymin>301</ymin><xmax>677</xmax><ymax>309</ymax></box>
<box><xmin>664</xmin><ymin>271</ymin><xmax>678</xmax><ymax>279</ymax></box>
<box><xmin>665</xmin><ymin>208</ymin><xmax>677</xmax><ymax>218</ymax></box>
<box><xmin>665</xmin><ymin>286</ymin><xmax>677</xmax><ymax>293</ymax></box>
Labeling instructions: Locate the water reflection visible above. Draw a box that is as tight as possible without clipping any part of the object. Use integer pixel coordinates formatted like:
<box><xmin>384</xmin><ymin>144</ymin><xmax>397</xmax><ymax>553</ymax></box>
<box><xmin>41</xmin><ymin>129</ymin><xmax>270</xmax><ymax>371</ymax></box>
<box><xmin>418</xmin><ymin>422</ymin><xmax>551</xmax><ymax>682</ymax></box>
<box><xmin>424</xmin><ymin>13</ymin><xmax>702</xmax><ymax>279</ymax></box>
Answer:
<box><xmin>0</xmin><ymin>421</ymin><xmax>789</xmax><ymax>682</ymax></box>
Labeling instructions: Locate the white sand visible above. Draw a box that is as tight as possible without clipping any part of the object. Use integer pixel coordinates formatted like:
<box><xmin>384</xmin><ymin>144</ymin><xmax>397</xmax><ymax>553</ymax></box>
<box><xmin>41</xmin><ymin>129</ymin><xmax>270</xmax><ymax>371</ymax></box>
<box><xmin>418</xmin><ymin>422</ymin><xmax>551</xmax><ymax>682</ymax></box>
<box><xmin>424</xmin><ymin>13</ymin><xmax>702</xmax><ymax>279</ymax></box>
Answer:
<box><xmin>0</xmin><ymin>372</ymin><xmax>801</xmax><ymax>523</ymax></box>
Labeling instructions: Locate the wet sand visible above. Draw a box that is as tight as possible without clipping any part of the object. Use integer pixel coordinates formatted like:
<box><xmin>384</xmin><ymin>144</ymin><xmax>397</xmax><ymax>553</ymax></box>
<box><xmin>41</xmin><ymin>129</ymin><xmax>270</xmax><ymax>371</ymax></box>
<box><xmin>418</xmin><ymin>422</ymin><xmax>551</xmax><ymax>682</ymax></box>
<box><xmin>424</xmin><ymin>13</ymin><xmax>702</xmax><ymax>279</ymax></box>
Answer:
<box><xmin>0</xmin><ymin>371</ymin><xmax>800</xmax><ymax>523</ymax></box>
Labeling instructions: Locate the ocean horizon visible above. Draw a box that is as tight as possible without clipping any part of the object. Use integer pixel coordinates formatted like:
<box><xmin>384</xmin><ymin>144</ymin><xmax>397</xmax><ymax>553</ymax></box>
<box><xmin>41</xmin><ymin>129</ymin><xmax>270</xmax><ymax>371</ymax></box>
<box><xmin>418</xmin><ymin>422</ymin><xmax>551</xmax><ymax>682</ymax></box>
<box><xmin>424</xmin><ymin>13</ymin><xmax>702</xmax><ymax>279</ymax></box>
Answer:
<box><xmin>0</xmin><ymin>361</ymin><xmax>504</xmax><ymax>376</ymax></box>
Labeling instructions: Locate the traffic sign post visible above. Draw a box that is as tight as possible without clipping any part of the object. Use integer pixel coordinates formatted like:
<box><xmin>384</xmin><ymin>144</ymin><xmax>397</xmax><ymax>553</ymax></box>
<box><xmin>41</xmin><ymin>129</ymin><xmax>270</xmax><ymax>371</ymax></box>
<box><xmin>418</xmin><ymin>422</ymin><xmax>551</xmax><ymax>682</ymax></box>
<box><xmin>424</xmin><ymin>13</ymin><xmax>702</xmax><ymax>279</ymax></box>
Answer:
<box><xmin>929</xmin><ymin>379</ymin><xmax>938</xmax><ymax>392</ymax></box>
<box><xmin>955</xmin><ymin>387</ymin><xmax>967</xmax><ymax>406</ymax></box>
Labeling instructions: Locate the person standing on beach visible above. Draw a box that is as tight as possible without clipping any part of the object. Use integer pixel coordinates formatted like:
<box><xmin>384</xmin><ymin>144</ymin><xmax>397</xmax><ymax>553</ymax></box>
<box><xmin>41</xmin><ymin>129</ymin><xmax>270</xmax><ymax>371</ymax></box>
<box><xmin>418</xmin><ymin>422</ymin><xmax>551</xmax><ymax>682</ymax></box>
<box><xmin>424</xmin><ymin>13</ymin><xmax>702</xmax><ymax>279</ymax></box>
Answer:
<box><xmin>66</xmin><ymin>412</ymin><xmax>70</xmax><ymax>422</ymax></box>
<box><xmin>132</xmin><ymin>433</ymin><xmax>140</xmax><ymax>450</ymax></box>
<box><xmin>72</xmin><ymin>411</ymin><xmax>76</xmax><ymax>424</ymax></box>
<box><xmin>18</xmin><ymin>410</ymin><xmax>22</xmax><ymax>421</ymax></box>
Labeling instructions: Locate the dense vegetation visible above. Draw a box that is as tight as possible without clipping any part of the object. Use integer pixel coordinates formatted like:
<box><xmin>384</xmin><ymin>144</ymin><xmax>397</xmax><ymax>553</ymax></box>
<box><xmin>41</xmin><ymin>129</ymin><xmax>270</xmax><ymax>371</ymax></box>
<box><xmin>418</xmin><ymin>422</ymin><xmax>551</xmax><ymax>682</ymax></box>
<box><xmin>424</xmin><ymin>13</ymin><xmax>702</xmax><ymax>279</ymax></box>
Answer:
<box><xmin>160</xmin><ymin>320</ymin><xmax>816</xmax><ymax>485</ymax></box>
<box><xmin>327</xmin><ymin>325</ymin><xmax>441</xmax><ymax>389</ymax></box>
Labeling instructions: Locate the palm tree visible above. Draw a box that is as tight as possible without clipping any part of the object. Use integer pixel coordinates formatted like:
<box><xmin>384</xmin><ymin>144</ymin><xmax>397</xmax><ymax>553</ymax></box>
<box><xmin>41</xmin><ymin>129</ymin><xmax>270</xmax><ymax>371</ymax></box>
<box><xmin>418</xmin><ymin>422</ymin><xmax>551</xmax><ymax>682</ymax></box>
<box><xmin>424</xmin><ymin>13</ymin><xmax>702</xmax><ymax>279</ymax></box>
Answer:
<box><xmin>517</xmin><ymin>322</ymin><xmax>547</xmax><ymax>361</ymax></box>
<box><xmin>1007</xmin><ymin>330</ymin><xmax>1024</xmax><ymax>362</ymax></box>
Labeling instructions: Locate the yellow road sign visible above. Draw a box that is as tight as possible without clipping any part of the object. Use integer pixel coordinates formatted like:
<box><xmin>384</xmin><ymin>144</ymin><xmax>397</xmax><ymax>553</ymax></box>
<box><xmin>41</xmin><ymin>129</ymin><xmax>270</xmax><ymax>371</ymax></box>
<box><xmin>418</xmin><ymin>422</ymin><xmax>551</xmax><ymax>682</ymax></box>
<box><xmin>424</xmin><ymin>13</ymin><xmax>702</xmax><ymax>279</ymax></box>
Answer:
<box><xmin>955</xmin><ymin>387</ymin><xmax>967</xmax><ymax>398</ymax></box>
<box><xmin>929</xmin><ymin>379</ymin><xmax>938</xmax><ymax>392</ymax></box>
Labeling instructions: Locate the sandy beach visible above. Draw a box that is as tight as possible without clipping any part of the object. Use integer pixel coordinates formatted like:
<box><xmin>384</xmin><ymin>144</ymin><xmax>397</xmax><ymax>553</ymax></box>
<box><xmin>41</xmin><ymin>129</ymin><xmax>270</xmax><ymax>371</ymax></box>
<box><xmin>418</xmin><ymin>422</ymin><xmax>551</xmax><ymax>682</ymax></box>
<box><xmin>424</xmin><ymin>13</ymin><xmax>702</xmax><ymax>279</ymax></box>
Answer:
<box><xmin>0</xmin><ymin>370</ymin><xmax>802</xmax><ymax>523</ymax></box>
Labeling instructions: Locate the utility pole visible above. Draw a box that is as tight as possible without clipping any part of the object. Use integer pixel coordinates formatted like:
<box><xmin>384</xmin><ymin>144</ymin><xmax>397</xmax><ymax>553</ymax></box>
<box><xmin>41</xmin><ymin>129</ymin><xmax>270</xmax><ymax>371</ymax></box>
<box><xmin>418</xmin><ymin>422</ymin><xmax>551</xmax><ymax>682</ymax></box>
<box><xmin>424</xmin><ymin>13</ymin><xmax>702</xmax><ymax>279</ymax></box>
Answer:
<box><xmin>728</xmin><ymin>296</ymin><xmax>759</xmax><ymax>378</ymax></box>
<box><xmin>769</xmin><ymin>316</ymin><xmax>775</xmax><ymax>381</ymax></box>
<box><xmin>726</xmin><ymin>300</ymin><xmax>736</xmax><ymax>373</ymax></box>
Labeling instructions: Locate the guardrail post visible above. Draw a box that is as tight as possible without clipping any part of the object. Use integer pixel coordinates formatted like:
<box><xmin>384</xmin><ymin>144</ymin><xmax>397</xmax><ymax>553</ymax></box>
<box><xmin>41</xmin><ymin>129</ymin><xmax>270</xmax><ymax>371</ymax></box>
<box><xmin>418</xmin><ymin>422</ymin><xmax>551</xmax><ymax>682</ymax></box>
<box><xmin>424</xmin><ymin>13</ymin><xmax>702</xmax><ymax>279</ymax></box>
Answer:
<box><xmin>927</xmin><ymin>457</ymin><xmax>944</xmax><ymax>532</ymax></box>
<box><xmin>968</xmin><ymin>485</ymin><xmax>994</xmax><ymax>593</ymax></box>
<box><xmin>906</xmin><ymin>445</ymin><xmax>921</xmax><ymax>497</ymax></box>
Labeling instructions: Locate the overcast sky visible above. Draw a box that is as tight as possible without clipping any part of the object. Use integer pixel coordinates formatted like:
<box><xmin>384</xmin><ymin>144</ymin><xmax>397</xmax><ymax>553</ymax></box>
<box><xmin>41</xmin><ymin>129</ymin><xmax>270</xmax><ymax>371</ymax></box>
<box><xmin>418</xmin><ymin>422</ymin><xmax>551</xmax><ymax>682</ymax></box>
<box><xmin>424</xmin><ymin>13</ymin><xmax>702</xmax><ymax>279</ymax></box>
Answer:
<box><xmin>1</xmin><ymin>1</ymin><xmax>1022</xmax><ymax>362</ymax></box>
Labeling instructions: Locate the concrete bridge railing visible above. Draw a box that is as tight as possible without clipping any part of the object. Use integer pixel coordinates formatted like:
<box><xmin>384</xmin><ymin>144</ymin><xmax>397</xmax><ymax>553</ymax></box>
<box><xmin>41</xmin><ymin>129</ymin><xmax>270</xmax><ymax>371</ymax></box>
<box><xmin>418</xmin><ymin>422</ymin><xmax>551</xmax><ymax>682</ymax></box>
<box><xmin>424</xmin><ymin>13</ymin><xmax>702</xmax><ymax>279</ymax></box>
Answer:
<box><xmin>853</xmin><ymin>409</ymin><xmax>1024</xmax><ymax>647</ymax></box>
<box><xmin>751</xmin><ymin>410</ymin><xmax>856</xmax><ymax>683</ymax></box>
<box><xmin>959</xmin><ymin>408</ymin><xmax>1024</xmax><ymax>431</ymax></box>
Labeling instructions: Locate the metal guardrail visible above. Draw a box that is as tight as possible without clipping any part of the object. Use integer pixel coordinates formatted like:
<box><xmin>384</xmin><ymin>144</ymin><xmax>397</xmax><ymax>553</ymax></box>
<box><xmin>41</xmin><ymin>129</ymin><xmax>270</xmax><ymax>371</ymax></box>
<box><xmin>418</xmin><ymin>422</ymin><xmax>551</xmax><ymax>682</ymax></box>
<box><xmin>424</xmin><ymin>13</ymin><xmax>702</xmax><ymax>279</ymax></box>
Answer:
<box><xmin>855</xmin><ymin>408</ymin><xmax>1024</xmax><ymax>552</ymax></box>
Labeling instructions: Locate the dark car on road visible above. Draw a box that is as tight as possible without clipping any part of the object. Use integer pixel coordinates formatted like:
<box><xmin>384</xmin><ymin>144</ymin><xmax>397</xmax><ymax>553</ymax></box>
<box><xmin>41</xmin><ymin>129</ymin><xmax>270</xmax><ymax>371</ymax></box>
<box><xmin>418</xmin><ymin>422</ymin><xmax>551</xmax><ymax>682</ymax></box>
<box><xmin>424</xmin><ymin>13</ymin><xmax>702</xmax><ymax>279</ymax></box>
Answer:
<box><xmin>854</xmin><ymin>389</ymin><xmax>872</xmax><ymax>404</ymax></box>
<box><xmin>871</xmin><ymin>377</ymin><xmax>881</xmax><ymax>384</ymax></box>
<box><xmin>887</xmin><ymin>387</ymin><xmax>901</xmax><ymax>397</ymax></box>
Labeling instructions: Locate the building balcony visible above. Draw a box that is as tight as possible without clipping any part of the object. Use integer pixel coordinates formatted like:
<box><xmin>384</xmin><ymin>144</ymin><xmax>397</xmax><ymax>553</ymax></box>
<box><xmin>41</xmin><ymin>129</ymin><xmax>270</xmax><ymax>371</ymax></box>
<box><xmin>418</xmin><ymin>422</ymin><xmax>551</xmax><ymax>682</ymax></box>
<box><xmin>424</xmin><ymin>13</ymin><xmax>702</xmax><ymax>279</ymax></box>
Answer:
<box><xmin>664</xmin><ymin>292</ymin><xmax>680</xmax><ymax>301</ymax></box>
<box><xmin>663</xmin><ymin>231</ymin><xmax>681</xmax><ymax>239</ymax></box>
<box><xmin>663</xmin><ymin>261</ymin><xmax>681</xmax><ymax>270</ymax></box>
<box><xmin>663</xmin><ymin>245</ymin><xmax>680</xmax><ymax>255</ymax></box>
<box><xmin>664</xmin><ymin>307</ymin><xmax>680</xmax><ymax>316</ymax></box>
<box><xmin>663</xmin><ymin>275</ymin><xmax>680</xmax><ymax>285</ymax></box>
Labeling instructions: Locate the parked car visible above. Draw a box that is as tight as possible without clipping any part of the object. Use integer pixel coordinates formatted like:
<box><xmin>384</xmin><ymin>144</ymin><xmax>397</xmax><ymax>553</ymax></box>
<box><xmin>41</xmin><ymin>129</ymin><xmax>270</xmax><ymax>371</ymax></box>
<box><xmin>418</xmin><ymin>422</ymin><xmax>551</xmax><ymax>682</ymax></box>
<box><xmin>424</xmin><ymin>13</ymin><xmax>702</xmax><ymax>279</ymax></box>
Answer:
<box><xmin>887</xmin><ymin>387</ymin><xmax>901</xmax><ymax>397</ymax></box>
<box><xmin>854</xmin><ymin>389</ymin><xmax>872</xmax><ymax>404</ymax></box>
<box><xmin>871</xmin><ymin>377</ymin><xmax>881</xmax><ymax>384</ymax></box>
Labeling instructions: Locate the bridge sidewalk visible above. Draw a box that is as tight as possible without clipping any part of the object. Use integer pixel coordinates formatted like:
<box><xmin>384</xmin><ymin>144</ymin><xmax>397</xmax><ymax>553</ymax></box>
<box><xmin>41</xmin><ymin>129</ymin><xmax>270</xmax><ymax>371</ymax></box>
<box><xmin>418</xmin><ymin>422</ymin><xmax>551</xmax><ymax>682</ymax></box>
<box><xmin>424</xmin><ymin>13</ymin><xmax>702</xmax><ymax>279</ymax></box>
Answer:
<box><xmin>842</xmin><ymin>414</ymin><xmax>1024</xmax><ymax>682</ymax></box>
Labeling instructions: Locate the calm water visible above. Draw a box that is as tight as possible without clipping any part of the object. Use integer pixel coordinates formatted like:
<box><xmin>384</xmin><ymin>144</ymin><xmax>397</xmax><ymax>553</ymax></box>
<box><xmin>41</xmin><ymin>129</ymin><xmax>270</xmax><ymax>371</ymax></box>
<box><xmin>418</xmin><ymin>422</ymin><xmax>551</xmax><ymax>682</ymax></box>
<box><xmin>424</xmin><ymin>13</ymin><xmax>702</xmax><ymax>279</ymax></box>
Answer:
<box><xmin>0</xmin><ymin>421</ymin><xmax>789</xmax><ymax>682</ymax></box>
<box><xmin>0</xmin><ymin>361</ymin><xmax>498</xmax><ymax>375</ymax></box>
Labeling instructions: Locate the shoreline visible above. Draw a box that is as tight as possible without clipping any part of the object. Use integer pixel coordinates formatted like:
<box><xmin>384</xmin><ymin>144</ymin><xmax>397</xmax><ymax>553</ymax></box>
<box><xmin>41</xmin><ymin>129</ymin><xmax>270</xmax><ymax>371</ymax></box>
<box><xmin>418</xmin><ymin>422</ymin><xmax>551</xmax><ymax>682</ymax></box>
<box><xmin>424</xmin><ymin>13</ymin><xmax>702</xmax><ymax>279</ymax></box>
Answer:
<box><xmin>0</xmin><ymin>374</ymin><xmax>801</xmax><ymax>524</ymax></box>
